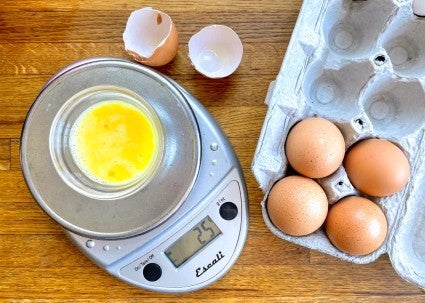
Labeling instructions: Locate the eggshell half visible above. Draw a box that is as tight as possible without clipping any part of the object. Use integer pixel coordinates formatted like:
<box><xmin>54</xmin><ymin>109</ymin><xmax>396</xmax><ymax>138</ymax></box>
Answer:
<box><xmin>188</xmin><ymin>25</ymin><xmax>243</xmax><ymax>78</ymax></box>
<box><xmin>325</xmin><ymin>196</ymin><xmax>388</xmax><ymax>256</ymax></box>
<box><xmin>123</xmin><ymin>7</ymin><xmax>179</xmax><ymax>67</ymax></box>
<box><xmin>267</xmin><ymin>175</ymin><xmax>328</xmax><ymax>236</ymax></box>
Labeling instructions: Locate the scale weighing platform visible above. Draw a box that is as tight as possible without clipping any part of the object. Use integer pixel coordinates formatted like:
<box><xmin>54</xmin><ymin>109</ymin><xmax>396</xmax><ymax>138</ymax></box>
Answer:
<box><xmin>20</xmin><ymin>58</ymin><xmax>249</xmax><ymax>293</ymax></box>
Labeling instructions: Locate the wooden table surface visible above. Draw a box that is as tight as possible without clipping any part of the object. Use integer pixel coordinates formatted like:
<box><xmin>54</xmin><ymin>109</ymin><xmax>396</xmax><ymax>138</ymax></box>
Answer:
<box><xmin>1</xmin><ymin>0</ymin><xmax>425</xmax><ymax>302</ymax></box>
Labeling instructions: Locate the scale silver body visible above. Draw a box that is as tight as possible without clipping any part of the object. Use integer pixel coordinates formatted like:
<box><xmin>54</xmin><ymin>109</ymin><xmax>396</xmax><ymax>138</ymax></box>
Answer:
<box><xmin>20</xmin><ymin>58</ymin><xmax>248</xmax><ymax>293</ymax></box>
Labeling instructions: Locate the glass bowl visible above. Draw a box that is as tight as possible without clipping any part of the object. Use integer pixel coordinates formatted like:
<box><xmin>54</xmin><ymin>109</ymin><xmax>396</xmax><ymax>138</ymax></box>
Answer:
<box><xmin>49</xmin><ymin>85</ymin><xmax>164</xmax><ymax>200</ymax></box>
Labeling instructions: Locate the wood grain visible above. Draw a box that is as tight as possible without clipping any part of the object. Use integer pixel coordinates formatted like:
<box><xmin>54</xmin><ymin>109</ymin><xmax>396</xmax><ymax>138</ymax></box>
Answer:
<box><xmin>1</xmin><ymin>1</ymin><xmax>424</xmax><ymax>302</ymax></box>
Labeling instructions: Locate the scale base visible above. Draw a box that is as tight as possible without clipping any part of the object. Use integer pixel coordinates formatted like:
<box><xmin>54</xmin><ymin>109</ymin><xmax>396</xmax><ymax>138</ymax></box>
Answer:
<box><xmin>65</xmin><ymin>75</ymin><xmax>249</xmax><ymax>293</ymax></box>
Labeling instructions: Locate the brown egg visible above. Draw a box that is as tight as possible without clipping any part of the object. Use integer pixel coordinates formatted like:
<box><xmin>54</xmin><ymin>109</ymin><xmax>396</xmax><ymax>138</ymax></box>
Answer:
<box><xmin>325</xmin><ymin>196</ymin><xmax>387</xmax><ymax>255</ymax></box>
<box><xmin>344</xmin><ymin>138</ymin><xmax>410</xmax><ymax>197</ymax></box>
<box><xmin>285</xmin><ymin>117</ymin><xmax>345</xmax><ymax>178</ymax></box>
<box><xmin>267</xmin><ymin>175</ymin><xmax>328</xmax><ymax>236</ymax></box>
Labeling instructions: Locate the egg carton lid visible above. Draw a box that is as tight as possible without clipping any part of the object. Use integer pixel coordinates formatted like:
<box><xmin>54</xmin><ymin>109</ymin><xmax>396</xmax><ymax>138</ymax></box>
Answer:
<box><xmin>252</xmin><ymin>0</ymin><xmax>425</xmax><ymax>290</ymax></box>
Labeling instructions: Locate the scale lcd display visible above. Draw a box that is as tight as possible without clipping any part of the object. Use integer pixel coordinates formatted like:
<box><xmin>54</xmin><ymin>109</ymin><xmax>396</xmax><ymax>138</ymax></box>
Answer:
<box><xmin>165</xmin><ymin>216</ymin><xmax>222</xmax><ymax>268</ymax></box>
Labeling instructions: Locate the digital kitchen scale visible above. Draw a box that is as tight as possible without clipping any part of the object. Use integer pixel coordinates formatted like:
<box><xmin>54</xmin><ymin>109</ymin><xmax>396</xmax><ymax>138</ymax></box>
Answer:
<box><xmin>20</xmin><ymin>57</ymin><xmax>248</xmax><ymax>293</ymax></box>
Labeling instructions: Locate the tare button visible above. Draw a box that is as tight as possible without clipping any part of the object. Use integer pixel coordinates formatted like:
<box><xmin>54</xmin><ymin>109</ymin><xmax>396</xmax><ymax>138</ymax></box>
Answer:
<box><xmin>219</xmin><ymin>202</ymin><xmax>238</xmax><ymax>220</ymax></box>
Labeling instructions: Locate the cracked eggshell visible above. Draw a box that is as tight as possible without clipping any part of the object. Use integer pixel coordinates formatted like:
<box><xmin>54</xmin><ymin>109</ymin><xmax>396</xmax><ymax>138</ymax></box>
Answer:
<box><xmin>123</xmin><ymin>7</ymin><xmax>178</xmax><ymax>67</ymax></box>
<box><xmin>188</xmin><ymin>25</ymin><xmax>243</xmax><ymax>78</ymax></box>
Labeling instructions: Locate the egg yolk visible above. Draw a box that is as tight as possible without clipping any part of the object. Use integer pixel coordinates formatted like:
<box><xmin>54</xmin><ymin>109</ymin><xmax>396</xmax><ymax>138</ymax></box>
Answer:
<box><xmin>70</xmin><ymin>101</ymin><xmax>158</xmax><ymax>185</ymax></box>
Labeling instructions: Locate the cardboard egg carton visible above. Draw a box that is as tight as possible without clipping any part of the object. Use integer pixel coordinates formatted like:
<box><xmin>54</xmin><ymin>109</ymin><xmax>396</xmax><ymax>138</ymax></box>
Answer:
<box><xmin>252</xmin><ymin>0</ymin><xmax>425</xmax><ymax>289</ymax></box>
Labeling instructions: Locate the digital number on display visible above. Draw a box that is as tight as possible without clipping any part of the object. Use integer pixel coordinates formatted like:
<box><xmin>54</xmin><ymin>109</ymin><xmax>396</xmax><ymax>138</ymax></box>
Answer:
<box><xmin>164</xmin><ymin>216</ymin><xmax>222</xmax><ymax>268</ymax></box>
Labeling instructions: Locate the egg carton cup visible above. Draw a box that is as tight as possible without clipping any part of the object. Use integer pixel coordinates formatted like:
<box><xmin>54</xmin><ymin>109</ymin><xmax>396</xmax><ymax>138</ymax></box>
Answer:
<box><xmin>252</xmin><ymin>0</ymin><xmax>425</xmax><ymax>289</ymax></box>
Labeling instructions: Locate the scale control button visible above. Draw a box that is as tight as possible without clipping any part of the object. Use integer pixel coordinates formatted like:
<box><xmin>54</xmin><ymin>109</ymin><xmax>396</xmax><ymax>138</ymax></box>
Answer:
<box><xmin>143</xmin><ymin>263</ymin><xmax>162</xmax><ymax>282</ymax></box>
<box><xmin>219</xmin><ymin>202</ymin><xmax>238</xmax><ymax>220</ymax></box>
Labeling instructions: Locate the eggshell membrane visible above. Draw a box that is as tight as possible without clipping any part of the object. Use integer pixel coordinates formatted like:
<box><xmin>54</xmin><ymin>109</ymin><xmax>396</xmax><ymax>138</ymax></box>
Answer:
<box><xmin>285</xmin><ymin>117</ymin><xmax>346</xmax><ymax>178</ymax></box>
<box><xmin>344</xmin><ymin>138</ymin><xmax>410</xmax><ymax>197</ymax></box>
<box><xmin>123</xmin><ymin>7</ymin><xmax>179</xmax><ymax>67</ymax></box>
<box><xmin>267</xmin><ymin>175</ymin><xmax>328</xmax><ymax>236</ymax></box>
<box><xmin>325</xmin><ymin>196</ymin><xmax>388</xmax><ymax>256</ymax></box>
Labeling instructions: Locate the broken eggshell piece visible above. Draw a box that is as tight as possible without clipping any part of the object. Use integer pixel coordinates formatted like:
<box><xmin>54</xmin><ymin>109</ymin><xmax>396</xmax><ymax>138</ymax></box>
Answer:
<box><xmin>123</xmin><ymin>7</ymin><xmax>178</xmax><ymax>67</ymax></box>
<box><xmin>188</xmin><ymin>25</ymin><xmax>243</xmax><ymax>78</ymax></box>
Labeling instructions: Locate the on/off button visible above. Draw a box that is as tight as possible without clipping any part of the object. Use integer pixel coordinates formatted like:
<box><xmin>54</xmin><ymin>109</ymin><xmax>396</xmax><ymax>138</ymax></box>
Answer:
<box><xmin>143</xmin><ymin>263</ymin><xmax>162</xmax><ymax>282</ymax></box>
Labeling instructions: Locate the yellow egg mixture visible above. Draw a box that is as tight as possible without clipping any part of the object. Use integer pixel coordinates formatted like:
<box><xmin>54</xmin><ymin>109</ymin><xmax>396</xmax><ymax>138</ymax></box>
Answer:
<box><xmin>70</xmin><ymin>100</ymin><xmax>158</xmax><ymax>185</ymax></box>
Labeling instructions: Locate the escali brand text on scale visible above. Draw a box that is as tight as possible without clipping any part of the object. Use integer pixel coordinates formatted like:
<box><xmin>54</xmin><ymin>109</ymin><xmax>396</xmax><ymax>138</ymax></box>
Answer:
<box><xmin>195</xmin><ymin>251</ymin><xmax>225</xmax><ymax>277</ymax></box>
